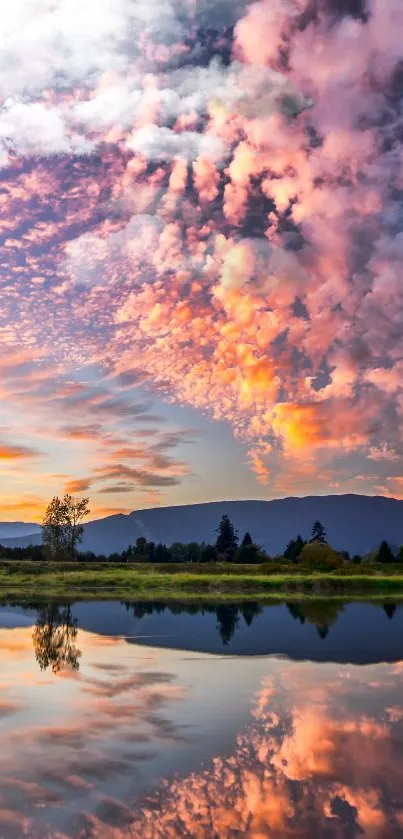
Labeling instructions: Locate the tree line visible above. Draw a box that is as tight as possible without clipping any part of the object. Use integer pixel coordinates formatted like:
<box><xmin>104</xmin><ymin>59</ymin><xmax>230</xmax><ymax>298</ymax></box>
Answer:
<box><xmin>0</xmin><ymin>496</ymin><xmax>402</xmax><ymax>566</ymax></box>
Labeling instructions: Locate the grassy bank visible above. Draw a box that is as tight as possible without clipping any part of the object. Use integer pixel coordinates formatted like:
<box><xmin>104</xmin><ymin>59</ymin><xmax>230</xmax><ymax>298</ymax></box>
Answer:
<box><xmin>1</xmin><ymin>561</ymin><xmax>403</xmax><ymax>600</ymax></box>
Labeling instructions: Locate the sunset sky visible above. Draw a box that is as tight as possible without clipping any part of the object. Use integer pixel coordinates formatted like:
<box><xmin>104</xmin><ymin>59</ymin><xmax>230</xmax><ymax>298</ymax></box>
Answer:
<box><xmin>1</xmin><ymin>0</ymin><xmax>403</xmax><ymax>521</ymax></box>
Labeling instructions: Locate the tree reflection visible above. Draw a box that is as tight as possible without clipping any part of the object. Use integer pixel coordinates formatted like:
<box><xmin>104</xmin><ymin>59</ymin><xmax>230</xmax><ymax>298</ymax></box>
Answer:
<box><xmin>215</xmin><ymin>604</ymin><xmax>240</xmax><ymax>645</ymax></box>
<box><xmin>383</xmin><ymin>602</ymin><xmax>397</xmax><ymax>620</ymax></box>
<box><xmin>33</xmin><ymin>603</ymin><xmax>81</xmax><ymax>674</ymax></box>
<box><xmin>239</xmin><ymin>602</ymin><xmax>262</xmax><ymax>627</ymax></box>
<box><xmin>123</xmin><ymin>601</ymin><xmax>167</xmax><ymax>619</ymax></box>
<box><xmin>123</xmin><ymin>600</ymin><xmax>263</xmax><ymax>646</ymax></box>
<box><xmin>286</xmin><ymin>600</ymin><xmax>344</xmax><ymax>639</ymax></box>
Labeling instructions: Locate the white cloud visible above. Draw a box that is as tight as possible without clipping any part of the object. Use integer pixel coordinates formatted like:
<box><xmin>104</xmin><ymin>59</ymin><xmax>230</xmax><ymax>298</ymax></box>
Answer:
<box><xmin>127</xmin><ymin>124</ymin><xmax>226</xmax><ymax>163</ymax></box>
<box><xmin>0</xmin><ymin>101</ymin><xmax>93</xmax><ymax>160</ymax></box>
<box><xmin>0</xmin><ymin>0</ymin><xmax>306</xmax><ymax>162</ymax></box>
<box><xmin>73</xmin><ymin>84</ymin><xmax>144</xmax><ymax>131</ymax></box>
<box><xmin>0</xmin><ymin>0</ymin><xmax>188</xmax><ymax>159</ymax></box>
<box><xmin>0</xmin><ymin>0</ymin><xmax>130</xmax><ymax>98</ymax></box>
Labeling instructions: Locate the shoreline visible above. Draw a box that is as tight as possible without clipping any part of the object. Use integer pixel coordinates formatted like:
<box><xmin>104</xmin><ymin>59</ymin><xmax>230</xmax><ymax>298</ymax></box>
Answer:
<box><xmin>3</xmin><ymin>593</ymin><xmax>403</xmax><ymax>605</ymax></box>
<box><xmin>1</xmin><ymin>563</ymin><xmax>403</xmax><ymax>600</ymax></box>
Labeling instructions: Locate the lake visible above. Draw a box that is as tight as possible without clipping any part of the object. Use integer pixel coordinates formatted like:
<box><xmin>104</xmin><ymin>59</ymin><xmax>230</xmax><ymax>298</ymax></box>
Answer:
<box><xmin>0</xmin><ymin>599</ymin><xmax>403</xmax><ymax>837</ymax></box>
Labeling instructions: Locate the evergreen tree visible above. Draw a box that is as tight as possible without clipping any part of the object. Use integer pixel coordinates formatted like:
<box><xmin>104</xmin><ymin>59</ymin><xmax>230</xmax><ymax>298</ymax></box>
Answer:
<box><xmin>234</xmin><ymin>542</ymin><xmax>260</xmax><ymax>564</ymax></box>
<box><xmin>284</xmin><ymin>535</ymin><xmax>305</xmax><ymax>562</ymax></box>
<box><xmin>170</xmin><ymin>542</ymin><xmax>188</xmax><ymax>563</ymax></box>
<box><xmin>215</xmin><ymin>515</ymin><xmax>238</xmax><ymax>559</ymax></box>
<box><xmin>311</xmin><ymin>520</ymin><xmax>327</xmax><ymax>543</ymax></box>
<box><xmin>241</xmin><ymin>532</ymin><xmax>253</xmax><ymax>547</ymax></box>
<box><xmin>135</xmin><ymin>537</ymin><xmax>148</xmax><ymax>557</ymax></box>
<box><xmin>185</xmin><ymin>542</ymin><xmax>202</xmax><ymax>563</ymax></box>
<box><xmin>377</xmin><ymin>540</ymin><xmax>395</xmax><ymax>564</ymax></box>
<box><xmin>154</xmin><ymin>543</ymin><xmax>170</xmax><ymax>563</ymax></box>
<box><xmin>200</xmin><ymin>544</ymin><xmax>218</xmax><ymax>563</ymax></box>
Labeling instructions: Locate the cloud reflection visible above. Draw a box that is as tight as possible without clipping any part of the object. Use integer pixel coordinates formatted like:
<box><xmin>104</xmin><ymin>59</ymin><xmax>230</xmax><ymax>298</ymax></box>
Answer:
<box><xmin>0</xmin><ymin>616</ymin><xmax>402</xmax><ymax>836</ymax></box>
<box><xmin>130</xmin><ymin>663</ymin><xmax>403</xmax><ymax>839</ymax></box>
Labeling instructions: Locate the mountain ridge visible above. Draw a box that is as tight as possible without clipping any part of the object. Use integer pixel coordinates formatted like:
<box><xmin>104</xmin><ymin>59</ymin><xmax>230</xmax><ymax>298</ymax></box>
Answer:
<box><xmin>0</xmin><ymin>522</ymin><xmax>41</xmax><ymax>539</ymax></box>
<box><xmin>1</xmin><ymin>495</ymin><xmax>402</xmax><ymax>556</ymax></box>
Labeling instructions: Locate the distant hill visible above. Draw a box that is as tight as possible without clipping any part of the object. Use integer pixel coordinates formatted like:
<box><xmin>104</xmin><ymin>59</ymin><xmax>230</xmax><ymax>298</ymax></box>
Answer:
<box><xmin>1</xmin><ymin>495</ymin><xmax>403</xmax><ymax>556</ymax></box>
<box><xmin>0</xmin><ymin>522</ymin><xmax>41</xmax><ymax>540</ymax></box>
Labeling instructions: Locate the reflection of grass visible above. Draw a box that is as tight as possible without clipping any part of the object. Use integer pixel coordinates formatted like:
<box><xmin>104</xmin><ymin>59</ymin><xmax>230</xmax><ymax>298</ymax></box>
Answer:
<box><xmin>1</xmin><ymin>561</ymin><xmax>403</xmax><ymax>599</ymax></box>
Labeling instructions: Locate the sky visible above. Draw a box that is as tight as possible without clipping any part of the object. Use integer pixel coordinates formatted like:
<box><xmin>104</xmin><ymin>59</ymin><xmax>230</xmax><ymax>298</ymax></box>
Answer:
<box><xmin>1</xmin><ymin>0</ymin><xmax>403</xmax><ymax>521</ymax></box>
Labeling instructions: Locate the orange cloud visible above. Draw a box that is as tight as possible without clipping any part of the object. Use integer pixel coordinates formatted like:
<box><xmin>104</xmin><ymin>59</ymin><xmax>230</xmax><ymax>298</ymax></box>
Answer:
<box><xmin>64</xmin><ymin>478</ymin><xmax>92</xmax><ymax>494</ymax></box>
<box><xmin>0</xmin><ymin>443</ymin><xmax>40</xmax><ymax>460</ymax></box>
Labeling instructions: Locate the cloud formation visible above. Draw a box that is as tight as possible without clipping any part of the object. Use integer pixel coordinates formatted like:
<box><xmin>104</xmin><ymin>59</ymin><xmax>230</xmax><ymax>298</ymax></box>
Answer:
<box><xmin>0</xmin><ymin>442</ymin><xmax>40</xmax><ymax>461</ymax></box>
<box><xmin>1</xmin><ymin>0</ymin><xmax>403</xmax><ymax>504</ymax></box>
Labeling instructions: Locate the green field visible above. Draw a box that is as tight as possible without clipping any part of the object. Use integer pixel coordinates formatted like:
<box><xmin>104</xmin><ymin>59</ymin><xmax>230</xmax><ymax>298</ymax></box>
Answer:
<box><xmin>1</xmin><ymin>561</ymin><xmax>403</xmax><ymax>600</ymax></box>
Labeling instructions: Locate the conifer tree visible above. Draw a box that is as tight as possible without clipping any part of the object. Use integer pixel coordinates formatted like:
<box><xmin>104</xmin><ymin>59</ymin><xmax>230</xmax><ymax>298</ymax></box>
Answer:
<box><xmin>215</xmin><ymin>514</ymin><xmax>238</xmax><ymax>559</ymax></box>
<box><xmin>311</xmin><ymin>520</ymin><xmax>327</xmax><ymax>544</ymax></box>
<box><xmin>377</xmin><ymin>540</ymin><xmax>394</xmax><ymax>564</ymax></box>
<box><xmin>284</xmin><ymin>534</ymin><xmax>305</xmax><ymax>561</ymax></box>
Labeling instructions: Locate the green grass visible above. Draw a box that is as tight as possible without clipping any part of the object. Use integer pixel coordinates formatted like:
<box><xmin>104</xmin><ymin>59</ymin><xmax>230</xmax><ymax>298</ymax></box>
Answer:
<box><xmin>1</xmin><ymin>561</ymin><xmax>403</xmax><ymax>600</ymax></box>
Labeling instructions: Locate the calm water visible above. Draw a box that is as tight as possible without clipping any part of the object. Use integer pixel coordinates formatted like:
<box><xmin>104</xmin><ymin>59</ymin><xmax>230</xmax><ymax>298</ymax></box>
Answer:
<box><xmin>1</xmin><ymin>600</ymin><xmax>403</xmax><ymax>837</ymax></box>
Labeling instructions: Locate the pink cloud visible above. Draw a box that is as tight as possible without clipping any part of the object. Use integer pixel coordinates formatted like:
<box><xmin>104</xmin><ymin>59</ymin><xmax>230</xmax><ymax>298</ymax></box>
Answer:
<box><xmin>0</xmin><ymin>0</ymin><xmax>403</xmax><ymax>501</ymax></box>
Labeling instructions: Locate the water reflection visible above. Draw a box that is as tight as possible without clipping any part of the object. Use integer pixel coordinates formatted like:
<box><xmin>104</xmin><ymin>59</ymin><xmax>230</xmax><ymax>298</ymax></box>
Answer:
<box><xmin>27</xmin><ymin>600</ymin><xmax>265</xmax><ymax>676</ymax></box>
<box><xmin>286</xmin><ymin>599</ymin><xmax>344</xmax><ymax>639</ymax></box>
<box><xmin>384</xmin><ymin>603</ymin><xmax>397</xmax><ymax>620</ymax></box>
<box><xmin>10</xmin><ymin>598</ymin><xmax>403</xmax><ymax>670</ymax></box>
<box><xmin>33</xmin><ymin>603</ymin><xmax>81</xmax><ymax>674</ymax></box>
<box><xmin>130</xmin><ymin>662</ymin><xmax>403</xmax><ymax>838</ymax></box>
<box><xmin>124</xmin><ymin>600</ymin><xmax>263</xmax><ymax>646</ymax></box>
<box><xmin>123</xmin><ymin>598</ymin><xmax>402</xmax><ymax>646</ymax></box>
<box><xmin>0</xmin><ymin>601</ymin><xmax>402</xmax><ymax>837</ymax></box>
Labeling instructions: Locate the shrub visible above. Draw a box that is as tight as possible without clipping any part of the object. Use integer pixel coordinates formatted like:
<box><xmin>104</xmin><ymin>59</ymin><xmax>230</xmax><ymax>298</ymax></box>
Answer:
<box><xmin>299</xmin><ymin>542</ymin><xmax>344</xmax><ymax>571</ymax></box>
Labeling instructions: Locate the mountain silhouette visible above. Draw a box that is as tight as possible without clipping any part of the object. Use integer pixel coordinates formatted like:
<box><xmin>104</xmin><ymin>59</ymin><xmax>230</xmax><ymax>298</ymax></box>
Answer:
<box><xmin>0</xmin><ymin>522</ymin><xmax>41</xmax><ymax>540</ymax></box>
<box><xmin>1</xmin><ymin>495</ymin><xmax>403</xmax><ymax>556</ymax></box>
